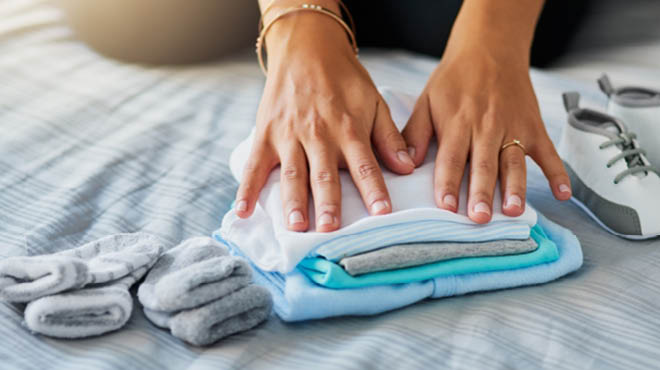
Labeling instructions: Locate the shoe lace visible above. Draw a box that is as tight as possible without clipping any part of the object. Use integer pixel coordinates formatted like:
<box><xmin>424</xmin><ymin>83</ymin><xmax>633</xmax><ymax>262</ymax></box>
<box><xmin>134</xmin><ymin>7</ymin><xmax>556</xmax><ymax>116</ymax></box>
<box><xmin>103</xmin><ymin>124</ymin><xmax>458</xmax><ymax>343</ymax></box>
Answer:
<box><xmin>599</xmin><ymin>132</ymin><xmax>659</xmax><ymax>184</ymax></box>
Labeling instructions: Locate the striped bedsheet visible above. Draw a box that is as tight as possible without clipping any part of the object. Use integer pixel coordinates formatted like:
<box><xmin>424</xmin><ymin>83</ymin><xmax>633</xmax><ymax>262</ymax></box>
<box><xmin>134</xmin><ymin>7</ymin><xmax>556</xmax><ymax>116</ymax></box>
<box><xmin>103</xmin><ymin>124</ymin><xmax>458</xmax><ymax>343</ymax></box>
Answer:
<box><xmin>1</xmin><ymin>1</ymin><xmax>659</xmax><ymax>369</ymax></box>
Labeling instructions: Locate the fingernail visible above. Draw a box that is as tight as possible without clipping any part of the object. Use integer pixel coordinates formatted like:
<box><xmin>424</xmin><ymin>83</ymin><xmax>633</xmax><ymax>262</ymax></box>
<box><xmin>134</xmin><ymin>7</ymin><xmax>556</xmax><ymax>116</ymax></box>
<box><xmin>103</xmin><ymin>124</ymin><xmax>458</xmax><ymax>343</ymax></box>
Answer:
<box><xmin>236</xmin><ymin>200</ymin><xmax>247</xmax><ymax>212</ymax></box>
<box><xmin>443</xmin><ymin>194</ymin><xmax>457</xmax><ymax>209</ymax></box>
<box><xmin>473</xmin><ymin>202</ymin><xmax>491</xmax><ymax>216</ymax></box>
<box><xmin>397</xmin><ymin>150</ymin><xmax>415</xmax><ymax>167</ymax></box>
<box><xmin>407</xmin><ymin>146</ymin><xmax>416</xmax><ymax>160</ymax></box>
<box><xmin>559</xmin><ymin>184</ymin><xmax>571</xmax><ymax>195</ymax></box>
<box><xmin>289</xmin><ymin>210</ymin><xmax>304</xmax><ymax>225</ymax></box>
<box><xmin>371</xmin><ymin>200</ymin><xmax>389</xmax><ymax>214</ymax></box>
<box><xmin>505</xmin><ymin>195</ymin><xmax>522</xmax><ymax>209</ymax></box>
<box><xmin>318</xmin><ymin>213</ymin><xmax>335</xmax><ymax>226</ymax></box>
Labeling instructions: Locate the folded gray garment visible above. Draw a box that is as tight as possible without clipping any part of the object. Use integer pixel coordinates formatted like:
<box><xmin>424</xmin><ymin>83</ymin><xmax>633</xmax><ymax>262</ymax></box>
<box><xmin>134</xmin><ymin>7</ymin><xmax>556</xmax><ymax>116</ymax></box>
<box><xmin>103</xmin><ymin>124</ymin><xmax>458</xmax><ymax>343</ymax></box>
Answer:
<box><xmin>0</xmin><ymin>233</ymin><xmax>166</xmax><ymax>302</ymax></box>
<box><xmin>143</xmin><ymin>285</ymin><xmax>272</xmax><ymax>346</ymax></box>
<box><xmin>339</xmin><ymin>238</ymin><xmax>539</xmax><ymax>276</ymax></box>
<box><xmin>138</xmin><ymin>236</ymin><xmax>252</xmax><ymax>312</ymax></box>
<box><xmin>23</xmin><ymin>264</ymin><xmax>149</xmax><ymax>338</ymax></box>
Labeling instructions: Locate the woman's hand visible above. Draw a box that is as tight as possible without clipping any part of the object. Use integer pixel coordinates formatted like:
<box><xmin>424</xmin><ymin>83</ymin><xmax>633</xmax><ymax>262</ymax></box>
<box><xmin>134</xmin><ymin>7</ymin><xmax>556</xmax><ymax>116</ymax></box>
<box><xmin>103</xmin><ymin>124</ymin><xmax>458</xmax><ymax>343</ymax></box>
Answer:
<box><xmin>402</xmin><ymin>0</ymin><xmax>572</xmax><ymax>224</ymax></box>
<box><xmin>235</xmin><ymin>9</ymin><xmax>415</xmax><ymax>232</ymax></box>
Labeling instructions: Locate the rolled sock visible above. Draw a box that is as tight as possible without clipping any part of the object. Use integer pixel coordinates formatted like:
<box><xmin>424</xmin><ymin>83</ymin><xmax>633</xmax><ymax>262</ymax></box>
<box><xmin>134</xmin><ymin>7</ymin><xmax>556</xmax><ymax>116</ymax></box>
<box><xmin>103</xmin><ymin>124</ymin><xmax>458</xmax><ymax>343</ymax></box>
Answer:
<box><xmin>0</xmin><ymin>233</ymin><xmax>166</xmax><ymax>302</ymax></box>
<box><xmin>339</xmin><ymin>238</ymin><xmax>539</xmax><ymax>276</ymax></box>
<box><xmin>0</xmin><ymin>256</ymin><xmax>88</xmax><ymax>302</ymax></box>
<box><xmin>24</xmin><ymin>264</ymin><xmax>151</xmax><ymax>339</ymax></box>
<box><xmin>138</xmin><ymin>237</ymin><xmax>252</xmax><ymax>312</ymax></box>
<box><xmin>143</xmin><ymin>285</ymin><xmax>272</xmax><ymax>346</ymax></box>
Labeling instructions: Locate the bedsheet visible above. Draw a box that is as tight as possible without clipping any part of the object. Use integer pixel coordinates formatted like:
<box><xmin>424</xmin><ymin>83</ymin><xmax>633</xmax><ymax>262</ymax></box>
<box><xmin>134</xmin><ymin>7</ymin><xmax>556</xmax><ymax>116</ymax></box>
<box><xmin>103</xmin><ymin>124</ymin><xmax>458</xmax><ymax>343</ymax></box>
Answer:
<box><xmin>1</xmin><ymin>1</ymin><xmax>659</xmax><ymax>369</ymax></box>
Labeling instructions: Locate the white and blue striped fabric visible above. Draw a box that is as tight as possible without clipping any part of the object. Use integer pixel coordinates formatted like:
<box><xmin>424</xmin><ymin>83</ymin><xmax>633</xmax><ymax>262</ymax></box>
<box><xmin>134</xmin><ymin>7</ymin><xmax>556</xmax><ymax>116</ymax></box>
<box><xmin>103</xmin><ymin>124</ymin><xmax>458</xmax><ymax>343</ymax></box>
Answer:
<box><xmin>1</xmin><ymin>1</ymin><xmax>660</xmax><ymax>369</ymax></box>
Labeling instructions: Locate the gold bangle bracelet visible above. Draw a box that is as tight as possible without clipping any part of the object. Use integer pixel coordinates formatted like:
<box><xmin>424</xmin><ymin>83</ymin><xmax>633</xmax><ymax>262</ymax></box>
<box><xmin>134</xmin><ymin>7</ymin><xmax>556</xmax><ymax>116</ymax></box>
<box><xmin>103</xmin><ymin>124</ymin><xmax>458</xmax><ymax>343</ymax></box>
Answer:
<box><xmin>259</xmin><ymin>1</ymin><xmax>355</xmax><ymax>36</ymax></box>
<box><xmin>256</xmin><ymin>3</ymin><xmax>359</xmax><ymax>76</ymax></box>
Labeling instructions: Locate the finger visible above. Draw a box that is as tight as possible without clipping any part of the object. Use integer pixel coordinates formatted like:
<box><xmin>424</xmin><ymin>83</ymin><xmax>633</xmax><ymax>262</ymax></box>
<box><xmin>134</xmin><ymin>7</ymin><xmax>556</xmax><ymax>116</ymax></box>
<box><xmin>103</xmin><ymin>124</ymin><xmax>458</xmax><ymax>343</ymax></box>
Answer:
<box><xmin>342</xmin><ymin>141</ymin><xmax>392</xmax><ymax>216</ymax></box>
<box><xmin>279</xmin><ymin>143</ymin><xmax>309</xmax><ymax>231</ymax></box>
<box><xmin>235</xmin><ymin>139</ymin><xmax>278</xmax><ymax>218</ymax></box>
<box><xmin>306</xmin><ymin>143</ymin><xmax>341</xmax><ymax>232</ymax></box>
<box><xmin>371</xmin><ymin>98</ymin><xmax>415</xmax><ymax>174</ymax></box>
<box><xmin>529</xmin><ymin>136</ymin><xmax>572</xmax><ymax>201</ymax></box>
<box><xmin>468</xmin><ymin>137</ymin><xmax>502</xmax><ymax>224</ymax></box>
<box><xmin>434</xmin><ymin>129</ymin><xmax>470</xmax><ymax>212</ymax></box>
<box><xmin>499</xmin><ymin>141</ymin><xmax>527</xmax><ymax>217</ymax></box>
<box><xmin>402</xmin><ymin>94</ymin><xmax>434</xmax><ymax>166</ymax></box>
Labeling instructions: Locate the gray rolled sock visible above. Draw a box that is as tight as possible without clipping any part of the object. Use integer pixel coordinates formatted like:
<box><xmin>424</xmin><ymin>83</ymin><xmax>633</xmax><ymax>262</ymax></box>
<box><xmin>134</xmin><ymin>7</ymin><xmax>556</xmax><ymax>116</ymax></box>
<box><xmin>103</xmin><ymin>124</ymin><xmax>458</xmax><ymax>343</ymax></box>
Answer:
<box><xmin>23</xmin><ymin>262</ymin><xmax>154</xmax><ymax>338</ymax></box>
<box><xmin>0</xmin><ymin>233</ymin><xmax>166</xmax><ymax>302</ymax></box>
<box><xmin>143</xmin><ymin>285</ymin><xmax>272</xmax><ymax>346</ymax></box>
<box><xmin>138</xmin><ymin>237</ymin><xmax>252</xmax><ymax>312</ymax></box>
<box><xmin>339</xmin><ymin>238</ymin><xmax>539</xmax><ymax>276</ymax></box>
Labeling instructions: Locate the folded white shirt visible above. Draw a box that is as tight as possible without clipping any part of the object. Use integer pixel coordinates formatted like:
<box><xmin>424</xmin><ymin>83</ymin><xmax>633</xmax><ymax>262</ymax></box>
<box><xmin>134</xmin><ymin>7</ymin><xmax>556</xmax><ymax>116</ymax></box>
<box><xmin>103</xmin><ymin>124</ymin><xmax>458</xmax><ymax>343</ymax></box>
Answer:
<box><xmin>220</xmin><ymin>88</ymin><xmax>537</xmax><ymax>273</ymax></box>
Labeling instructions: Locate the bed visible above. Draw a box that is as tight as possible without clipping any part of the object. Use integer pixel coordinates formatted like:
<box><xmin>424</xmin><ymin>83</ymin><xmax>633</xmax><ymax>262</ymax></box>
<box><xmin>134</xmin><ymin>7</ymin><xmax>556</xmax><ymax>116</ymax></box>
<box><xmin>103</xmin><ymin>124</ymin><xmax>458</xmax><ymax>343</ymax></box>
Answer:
<box><xmin>1</xmin><ymin>0</ymin><xmax>659</xmax><ymax>369</ymax></box>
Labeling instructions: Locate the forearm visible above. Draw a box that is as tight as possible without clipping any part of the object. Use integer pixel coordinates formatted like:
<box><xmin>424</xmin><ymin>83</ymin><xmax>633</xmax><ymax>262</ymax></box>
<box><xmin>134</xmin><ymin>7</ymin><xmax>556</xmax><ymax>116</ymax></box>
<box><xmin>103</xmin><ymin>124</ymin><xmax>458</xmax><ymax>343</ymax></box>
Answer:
<box><xmin>445</xmin><ymin>0</ymin><xmax>545</xmax><ymax>66</ymax></box>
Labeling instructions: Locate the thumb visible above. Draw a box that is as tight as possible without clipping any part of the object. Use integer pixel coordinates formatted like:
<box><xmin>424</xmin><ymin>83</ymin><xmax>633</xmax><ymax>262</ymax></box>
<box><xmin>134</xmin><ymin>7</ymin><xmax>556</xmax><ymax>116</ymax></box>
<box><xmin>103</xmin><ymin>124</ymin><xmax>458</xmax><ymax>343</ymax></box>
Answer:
<box><xmin>401</xmin><ymin>94</ymin><xmax>434</xmax><ymax>166</ymax></box>
<box><xmin>371</xmin><ymin>98</ymin><xmax>415</xmax><ymax>174</ymax></box>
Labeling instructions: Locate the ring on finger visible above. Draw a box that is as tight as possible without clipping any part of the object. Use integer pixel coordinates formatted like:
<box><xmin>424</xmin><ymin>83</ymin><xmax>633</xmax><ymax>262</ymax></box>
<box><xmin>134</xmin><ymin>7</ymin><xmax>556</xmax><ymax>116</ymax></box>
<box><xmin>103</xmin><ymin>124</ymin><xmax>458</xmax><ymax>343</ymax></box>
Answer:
<box><xmin>500</xmin><ymin>139</ymin><xmax>527</xmax><ymax>155</ymax></box>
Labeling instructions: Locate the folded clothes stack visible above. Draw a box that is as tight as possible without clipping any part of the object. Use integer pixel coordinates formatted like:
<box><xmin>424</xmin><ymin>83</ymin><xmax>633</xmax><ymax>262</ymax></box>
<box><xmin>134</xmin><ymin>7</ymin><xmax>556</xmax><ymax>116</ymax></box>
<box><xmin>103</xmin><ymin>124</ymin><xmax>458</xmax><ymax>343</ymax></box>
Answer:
<box><xmin>0</xmin><ymin>234</ymin><xmax>272</xmax><ymax>346</ymax></box>
<box><xmin>216</xmin><ymin>88</ymin><xmax>584</xmax><ymax>322</ymax></box>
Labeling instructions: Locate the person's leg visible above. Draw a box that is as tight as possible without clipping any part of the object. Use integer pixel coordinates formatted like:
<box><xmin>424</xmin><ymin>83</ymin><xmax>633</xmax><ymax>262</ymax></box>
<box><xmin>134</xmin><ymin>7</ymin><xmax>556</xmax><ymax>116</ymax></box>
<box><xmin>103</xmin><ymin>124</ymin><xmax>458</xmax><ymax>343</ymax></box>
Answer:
<box><xmin>531</xmin><ymin>0</ymin><xmax>591</xmax><ymax>67</ymax></box>
<box><xmin>344</xmin><ymin>0</ymin><xmax>461</xmax><ymax>55</ymax></box>
<box><xmin>58</xmin><ymin>0</ymin><xmax>259</xmax><ymax>65</ymax></box>
<box><xmin>345</xmin><ymin>0</ymin><xmax>590</xmax><ymax>66</ymax></box>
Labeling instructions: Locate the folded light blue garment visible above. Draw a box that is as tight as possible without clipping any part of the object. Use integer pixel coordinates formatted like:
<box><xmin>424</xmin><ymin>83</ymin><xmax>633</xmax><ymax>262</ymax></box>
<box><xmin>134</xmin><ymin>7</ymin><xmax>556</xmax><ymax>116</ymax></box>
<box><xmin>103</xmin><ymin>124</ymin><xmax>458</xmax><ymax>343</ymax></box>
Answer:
<box><xmin>214</xmin><ymin>214</ymin><xmax>583</xmax><ymax>322</ymax></box>
<box><xmin>298</xmin><ymin>225</ymin><xmax>558</xmax><ymax>289</ymax></box>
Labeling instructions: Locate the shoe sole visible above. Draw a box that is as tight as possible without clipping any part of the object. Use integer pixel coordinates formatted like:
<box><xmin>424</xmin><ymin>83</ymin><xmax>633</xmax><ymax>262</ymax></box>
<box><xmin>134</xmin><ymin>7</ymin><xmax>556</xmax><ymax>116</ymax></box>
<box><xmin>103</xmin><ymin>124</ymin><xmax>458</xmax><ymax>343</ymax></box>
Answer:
<box><xmin>570</xmin><ymin>197</ymin><xmax>660</xmax><ymax>240</ymax></box>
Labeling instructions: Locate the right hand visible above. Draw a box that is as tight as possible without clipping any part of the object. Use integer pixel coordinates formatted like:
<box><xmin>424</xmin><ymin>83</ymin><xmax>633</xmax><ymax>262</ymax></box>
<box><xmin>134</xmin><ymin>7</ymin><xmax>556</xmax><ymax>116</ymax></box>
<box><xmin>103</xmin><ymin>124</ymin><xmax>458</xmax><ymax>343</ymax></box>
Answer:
<box><xmin>235</xmin><ymin>9</ymin><xmax>415</xmax><ymax>232</ymax></box>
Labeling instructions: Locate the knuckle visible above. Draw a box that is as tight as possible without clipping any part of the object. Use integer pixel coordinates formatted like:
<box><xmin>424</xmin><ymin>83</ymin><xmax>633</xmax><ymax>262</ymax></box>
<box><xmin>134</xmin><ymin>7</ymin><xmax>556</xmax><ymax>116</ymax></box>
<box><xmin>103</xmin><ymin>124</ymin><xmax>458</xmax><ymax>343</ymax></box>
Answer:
<box><xmin>284</xmin><ymin>199</ymin><xmax>305</xmax><ymax>211</ymax></box>
<box><xmin>508</xmin><ymin>186</ymin><xmax>526</xmax><ymax>196</ymax></box>
<box><xmin>442</xmin><ymin>152</ymin><xmax>466</xmax><ymax>171</ymax></box>
<box><xmin>313</xmin><ymin>170</ymin><xmax>336</xmax><ymax>186</ymax></box>
<box><xmin>243</xmin><ymin>161</ymin><xmax>262</xmax><ymax>177</ymax></box>
<box><xmin>552</xmin><ymin>172</ymin><xmax>570</xmax><ymax>183</ymax></box>
<box><xmin>470</xmin><ymin>190</ymin><xmax>493</xmax><ymax>202</ymax></box>
<box><xmin>355</xmin><ymin>161</ymin><xmax>380</xmax><ymax>181</ymax></box>
<box><xmin>436</xmin><ymin>180</ymin><xmax>460</xmax><ymax>193</ymax></box>
<box><xmin>305</xmin><ymin>119</ymin><xmax>329</xmax><ymax>142</ymax></box>
<box><xmin>340</xmin><ymin>120</ymin><xmax>362</xmax><ymax>142</ymax></box>
<box><xmin>316</xmin><ymin>202</ymin><xmax>339</xmax><ymax>214</ymax></box>
<box><xmin>504</xmin><ymin>154</ymin><xmax>525</xmax><ymax>170</ymax></box>
<box><xmin>383</xmin><ymin>127</ymin><xmax>404</xmax><ymax>145</ymax></box>
<box><xmin>481</xmin><ymin>109</ymin><xmax>498</xmax><ymax>126</ymax></box>
<box><xmin>282</xmin><ymin>165</ymin><xmax>301</xmax><ymax>181</ymax></box>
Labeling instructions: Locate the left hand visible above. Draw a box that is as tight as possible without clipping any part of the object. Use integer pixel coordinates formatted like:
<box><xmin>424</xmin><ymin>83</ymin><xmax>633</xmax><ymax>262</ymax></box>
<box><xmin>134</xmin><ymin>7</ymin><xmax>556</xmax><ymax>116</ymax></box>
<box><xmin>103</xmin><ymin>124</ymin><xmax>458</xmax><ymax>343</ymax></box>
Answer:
<box><xmin>402</xmin><ymin>47</ymin><xmax>572</xmax><ymax>224</ymax></box>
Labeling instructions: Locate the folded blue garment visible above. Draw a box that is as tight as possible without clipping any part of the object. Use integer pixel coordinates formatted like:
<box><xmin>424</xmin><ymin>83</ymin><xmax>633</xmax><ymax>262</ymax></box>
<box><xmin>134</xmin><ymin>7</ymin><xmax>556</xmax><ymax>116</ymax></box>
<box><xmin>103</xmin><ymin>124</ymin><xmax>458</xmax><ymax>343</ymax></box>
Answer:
<box><xmin>213</xmin><ymin>214</ymin><xmax>582</xmax><ymax>322</ymax></box>
<box><xmin>298</xmin><ymin>225</ymin><xmax>558</xmax><ymax>289</ymax></box>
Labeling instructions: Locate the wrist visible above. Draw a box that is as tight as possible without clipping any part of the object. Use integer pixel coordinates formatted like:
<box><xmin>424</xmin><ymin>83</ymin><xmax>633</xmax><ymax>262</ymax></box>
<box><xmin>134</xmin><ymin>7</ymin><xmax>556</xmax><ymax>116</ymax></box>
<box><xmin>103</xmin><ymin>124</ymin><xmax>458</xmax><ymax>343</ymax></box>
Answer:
<box><xmin>265</xmin><ymin>11</ymin><xmax>355</xmax><ymax>69</ymax></box>
<box><xmin>443</xmin><ymin>0</ymin><xmax>544</xmax><ymax>69</ymax></box>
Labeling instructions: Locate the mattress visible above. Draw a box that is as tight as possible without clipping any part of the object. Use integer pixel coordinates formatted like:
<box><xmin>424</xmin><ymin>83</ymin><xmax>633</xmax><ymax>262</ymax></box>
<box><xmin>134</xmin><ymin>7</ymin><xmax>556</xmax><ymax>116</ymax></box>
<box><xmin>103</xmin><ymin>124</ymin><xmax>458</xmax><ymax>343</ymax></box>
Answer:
<box><xmin>1</xmin><ymin>1</ymin><xmax>659</xmax><ymax>369</ymax></box>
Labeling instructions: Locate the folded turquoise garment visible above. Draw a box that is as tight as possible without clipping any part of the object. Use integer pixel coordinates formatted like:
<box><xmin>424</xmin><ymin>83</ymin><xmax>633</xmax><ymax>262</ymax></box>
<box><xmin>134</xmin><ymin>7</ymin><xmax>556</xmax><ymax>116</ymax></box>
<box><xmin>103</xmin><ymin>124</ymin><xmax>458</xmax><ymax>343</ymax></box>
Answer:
<box><xmin>298</xmin><ymin>224</ymin><xmax>558</xmax><ymax>289</ymax></box>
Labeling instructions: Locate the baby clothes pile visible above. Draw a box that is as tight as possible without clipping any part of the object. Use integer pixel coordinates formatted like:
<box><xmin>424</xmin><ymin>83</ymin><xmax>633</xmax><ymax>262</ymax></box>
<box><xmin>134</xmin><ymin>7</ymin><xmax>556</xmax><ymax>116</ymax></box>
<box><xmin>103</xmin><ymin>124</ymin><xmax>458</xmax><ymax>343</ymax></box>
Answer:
<box><xmin>216</xmin><ymin>88</ymin><xmax>584</xmax><ymax>322</ymax></box>
<box><xmin>0</xmin><ymin>234</ymin><xmax>272</xmax><ymax>346</ymax></box>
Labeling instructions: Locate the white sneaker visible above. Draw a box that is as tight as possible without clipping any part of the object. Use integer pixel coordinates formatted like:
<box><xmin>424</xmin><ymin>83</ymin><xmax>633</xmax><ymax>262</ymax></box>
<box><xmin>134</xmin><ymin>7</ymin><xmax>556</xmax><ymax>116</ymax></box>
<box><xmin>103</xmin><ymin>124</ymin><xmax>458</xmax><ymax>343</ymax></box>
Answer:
<box><xmin>558</xmin><ymin>92</ymin><xmax>660</xmax><ymax>239</ymax></box>
<box><xmin>598</xmin><ymin>74</ymin><xmax>660</xmax><ymax>168</ymax></box>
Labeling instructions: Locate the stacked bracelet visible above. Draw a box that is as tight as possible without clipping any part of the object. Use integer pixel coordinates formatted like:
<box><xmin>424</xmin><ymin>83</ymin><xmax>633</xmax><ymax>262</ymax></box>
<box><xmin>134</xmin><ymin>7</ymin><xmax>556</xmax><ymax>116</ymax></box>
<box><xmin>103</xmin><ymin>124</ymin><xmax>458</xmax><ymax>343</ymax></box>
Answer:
<box><xmin>256</xmin><ymin>2</ymin><xmax>358</xmax><ymax>76</ymax></box>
